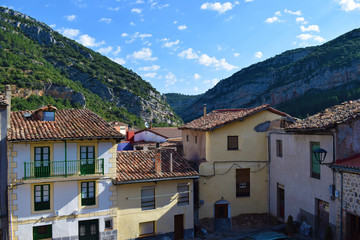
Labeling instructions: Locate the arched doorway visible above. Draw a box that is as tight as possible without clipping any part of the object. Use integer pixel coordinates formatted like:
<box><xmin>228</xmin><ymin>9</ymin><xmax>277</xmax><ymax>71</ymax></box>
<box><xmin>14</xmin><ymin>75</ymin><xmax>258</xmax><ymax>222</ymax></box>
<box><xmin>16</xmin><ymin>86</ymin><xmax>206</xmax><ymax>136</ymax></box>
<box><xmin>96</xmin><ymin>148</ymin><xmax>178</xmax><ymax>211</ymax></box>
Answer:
<box><xmin>214</xmin><ymin>199</ymin><xmax>231</xmax><ymax>232</ymax></box>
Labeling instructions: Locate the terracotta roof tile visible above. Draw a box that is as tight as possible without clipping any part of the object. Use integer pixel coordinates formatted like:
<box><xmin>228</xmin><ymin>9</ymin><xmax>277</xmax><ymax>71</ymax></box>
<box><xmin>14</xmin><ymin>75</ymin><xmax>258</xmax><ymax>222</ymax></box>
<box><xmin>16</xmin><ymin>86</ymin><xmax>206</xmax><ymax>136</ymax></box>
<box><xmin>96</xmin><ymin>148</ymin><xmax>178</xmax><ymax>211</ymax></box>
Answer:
<box><xmin>333</xmin><ymin>153</ymin><xmax>360</xmax><ymax>170</ymax></box>
<box><xmin>179</xmin><ymin>104</ymin><xmax>288</xmax><ymax>131</ymax></box>
<box><xmin>116</xmin><ymin>149</ymin><xmax>198</xmax><ymax>183</ymax></box>
<box><xmin>287</xmin><ymin>100</ymin><xmax>360</xmax><ymax>131</ymax></box>
<box><xmin>8</xmin><ymin>107</ymin><xmax>123</xmax><ymax>141</ymax></box>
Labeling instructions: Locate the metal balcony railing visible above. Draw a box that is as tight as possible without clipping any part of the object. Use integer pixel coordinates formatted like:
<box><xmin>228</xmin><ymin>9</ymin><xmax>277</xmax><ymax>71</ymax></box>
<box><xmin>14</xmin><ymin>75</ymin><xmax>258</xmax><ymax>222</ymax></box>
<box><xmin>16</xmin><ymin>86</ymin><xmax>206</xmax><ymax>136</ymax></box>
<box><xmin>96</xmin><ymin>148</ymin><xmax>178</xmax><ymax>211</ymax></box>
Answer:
<box><xmin>23</xmin><ymin>159</ymin><xmax>104</xmax><ymax>180</ymax></box>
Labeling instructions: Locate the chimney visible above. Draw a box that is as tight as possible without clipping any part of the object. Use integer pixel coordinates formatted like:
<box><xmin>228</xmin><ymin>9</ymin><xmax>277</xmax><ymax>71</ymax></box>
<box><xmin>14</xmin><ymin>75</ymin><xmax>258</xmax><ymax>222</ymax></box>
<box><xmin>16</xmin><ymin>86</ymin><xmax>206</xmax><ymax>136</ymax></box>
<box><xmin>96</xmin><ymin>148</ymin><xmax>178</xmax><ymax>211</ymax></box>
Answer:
<box><xmin>5</xmin><ymin>85</ymin><xmax>11</xmax><ymax>129</ymax></box>
<box><xmin>154</xmin><ymin>146</ymin><xmax>162</xmax><ymax>174</ymax></box>
<box><xmin>203</xmin><ymin>104</ymin><xmax>207</xmax><ymax>125</ymax></box>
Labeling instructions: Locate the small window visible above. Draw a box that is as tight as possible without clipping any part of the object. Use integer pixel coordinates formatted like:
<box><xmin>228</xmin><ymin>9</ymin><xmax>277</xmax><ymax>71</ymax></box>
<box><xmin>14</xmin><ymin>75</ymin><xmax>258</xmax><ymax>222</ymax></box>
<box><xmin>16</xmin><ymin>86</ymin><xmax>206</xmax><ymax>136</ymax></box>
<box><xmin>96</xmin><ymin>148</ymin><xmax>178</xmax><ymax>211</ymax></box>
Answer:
<box><xmin>105</xmin><ymin>218</ymin><xmax>113</xmax><ymax>230</ymax></box>
<box><xmin>81</xmin><ymin>181</ymin><xmax>95</xmax><ymax>206</ymax></box>
<box><xmin>311</xmin><ymin>142</ymin><xmax>320</xmax><ymax>179</ymax></box>
<box><xmin>43</xmin><ymin>111</ymin><xmax>55</xmax><ymax>121</ymax></box>
<box><xmin>195</xmin><ymin>136</ymin><xmax>198</xmax><ymax>144</ymax></box>
<box><xmin>141</xmin><ymin>187</ymin><xmax>155</xmax><ymax>210</ymax></box>
<box><xmin>236</xmin><ymin>169</ymin><xmax>250</xmax><ymax>197</ymax></box>
<box><xmin>177</xmin><ymin>184</ymin><xmax>189</xmax><ymax>205</ymax></box>
<box><xmin>33</xmin><ymin>225</ymin><xmax>52</xmax><ymax>239</ymax></box>
<box><xmin>186</xmin><ymin>135</ymin><xmax>189</xmax><ymax>142</ymax></box>
<box><xmin>227</xmin><ymin>136</ymin><xmax>238</xmax><ymax>150</ymax></box>
<box><xmin>276</xmin><ymin>140</ymin><xmax>283</xmax><ymax>157</ymax></box>
<box><xmin>139</xmin><ymin>221</ymin><xmax>155</xmax><ymax>236</ymax></box>
<box><xmin>34</xmin><ymin>184</ymin><xmax>50</xmax><ymax>211</ymax></box>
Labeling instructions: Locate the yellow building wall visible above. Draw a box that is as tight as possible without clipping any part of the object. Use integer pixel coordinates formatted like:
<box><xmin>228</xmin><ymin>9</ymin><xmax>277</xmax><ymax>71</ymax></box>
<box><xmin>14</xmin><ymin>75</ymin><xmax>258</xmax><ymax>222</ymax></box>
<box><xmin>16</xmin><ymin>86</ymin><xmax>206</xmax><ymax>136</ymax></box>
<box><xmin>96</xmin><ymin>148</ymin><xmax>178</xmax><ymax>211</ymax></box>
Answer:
<box><xmin>117</xmin><ymin>179</ymin><xmax>194</xmax><ymax>240</ymax></box>
<box><xmin>199</xmin><ymin>110</ymin><xmax>283</xmax><ymax>219</ymax></box>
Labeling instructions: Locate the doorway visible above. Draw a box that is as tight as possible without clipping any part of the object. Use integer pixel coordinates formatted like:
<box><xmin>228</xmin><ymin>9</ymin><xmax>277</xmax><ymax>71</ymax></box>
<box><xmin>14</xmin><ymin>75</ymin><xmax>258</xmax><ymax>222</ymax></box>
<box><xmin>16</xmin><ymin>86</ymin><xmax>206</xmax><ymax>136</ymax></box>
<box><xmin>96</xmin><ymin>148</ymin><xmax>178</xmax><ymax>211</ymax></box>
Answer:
<box><xmin>174</xmin><ymin>214</ymin><xmax>184</xmax><ymax>240</ymax></box>
<box><xmin>347</xmin><ymin>212</ymin><xmax>360</xmax><ymax>240</ymax></box>
<box><xmin>277</xmin><ymin>184</ymin><xmax>285</xmax><ymax>220</ymax></box>
<box><xmin>214</xmin><ymin>199</ymin><xmax>231</xmax><ymax>232</ymax></box>
<box><xmin>33</xmin><ymin>225</ymin><xmax>52</xmax><ymax>240</ymax></box>
<box><xmin>79</xmin><ymin>219</ymin><xmax>99</xmax><ymax>240</ymax></box>
<box><xmin>316</xmin><ymin>199</ymin><xmax>329</xmax><ymax>239</ymax></box>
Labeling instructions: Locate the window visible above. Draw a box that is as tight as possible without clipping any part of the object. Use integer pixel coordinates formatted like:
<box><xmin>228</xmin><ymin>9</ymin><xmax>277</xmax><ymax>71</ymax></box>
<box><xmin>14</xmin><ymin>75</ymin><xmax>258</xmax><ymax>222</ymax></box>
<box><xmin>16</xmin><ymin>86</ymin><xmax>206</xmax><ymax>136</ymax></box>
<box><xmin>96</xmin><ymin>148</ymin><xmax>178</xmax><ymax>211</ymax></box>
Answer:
<box><xmin>227</xmin><ymin>136</ymin><xmax>238</xmax><ymax>150</ymax></box>
<box><xmin>34</xmin><ymin>184</ymin><xmax>50</xmax><ymax>211</ymax></box>
<box><xmin>236</xmin><ymin>169</ymin><xmax>250</xmax><ymax>197</ymax></box>
<box><xmin>33</xmin><ymin>225</ymin><xmax>52</xmax><ymax>240</ymax></box>
<box><xmin>81</xmin><ymin>181</ymin><xmax>95</xmax><ymax>206</ymax></box>
<box><xmin>311</xmin><ymin>142</ymin><xmax>320</xmax><ymax>179</ymax></box>
<box><xmin>186</xmin><ymin>135</ymin><xmax>189</xmax><ymax>142</ymax></box>
<box><xmin>195</xmin><ymin>136</ymin><xmax>198</xmax><ymax>144</ymax></box>
<box><xmin>105</xmin><ymin>218</ymin><xmax>113</xmax><ymax>230</ymax></box>
<box><xmin>139</xmin><ymin>221</ymin><xmax>155</xmax><ymax>236</ymax></box>
<box><xmin>80</xmin><ymin>146</ymin><xmax>95</xmax><ymax>174</ymax></box>
<box><xmin>141</xmin><ymin>187</ymin><xmax>155</xmax><ymax>210</ymax></box>
<box><xmin>276</xmin><ymin>140</ymin><xmax>283</xmax><ymax>157</ymax></box>
<box><xmin>34</xmin><ymin>146</ymin><xmax>50</xmax><ymax>178</ymax></box>
<box><xmin>177</xmin><ymin>184</ymin><xmax>189</xmax><ymax>205</ymax></box>
<box><xmin>43</xmin><ymin>111</ymin><xmax>55</xmax><ymax>121</ymax></box>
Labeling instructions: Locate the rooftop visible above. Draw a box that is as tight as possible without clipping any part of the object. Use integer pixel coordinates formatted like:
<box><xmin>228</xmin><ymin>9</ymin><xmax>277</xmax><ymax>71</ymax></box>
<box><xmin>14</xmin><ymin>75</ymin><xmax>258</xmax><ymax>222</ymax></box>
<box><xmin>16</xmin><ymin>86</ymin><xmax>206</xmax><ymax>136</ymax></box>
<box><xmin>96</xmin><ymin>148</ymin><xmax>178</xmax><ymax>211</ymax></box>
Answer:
<box><xmin>116</xmin><ymin>149</ymin><xmax>198</xmax><ymax>184</ymax></box>
<box><xmin>179</xmin><ymin>104</ymin><xmax>287</xmax><ymax>131</ymax></box>
<box><xmin>9</xmin><ymin>106</ymin><xmax>123</xmax><ymax>142</ymax></box>
<box><xmin>287</xmin><ymin>100</ymin><xmax>360</xmax><ymax>131</ymax></box>
<box><xmin>0</xmin><ymin>92</ymin><xmax>8</xmax><ymax>106</ymax></box>
<box><xmin>333</xmin><ymin>153</ymin><xmax>360</xmax><ymax>171</ymax></box>
<box><xmin>135</xmin><ymin>127</ymin><xmax>182</xmax><ymax>139</ymax></box>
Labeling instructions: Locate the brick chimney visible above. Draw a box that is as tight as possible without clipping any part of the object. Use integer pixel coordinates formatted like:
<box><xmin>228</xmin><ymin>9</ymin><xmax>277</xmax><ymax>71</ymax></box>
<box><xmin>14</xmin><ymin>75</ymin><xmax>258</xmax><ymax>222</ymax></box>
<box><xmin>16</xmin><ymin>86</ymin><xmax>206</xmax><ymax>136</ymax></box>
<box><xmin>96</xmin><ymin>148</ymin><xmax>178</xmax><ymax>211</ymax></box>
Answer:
<box><xmin>5</xmin><ymin>85</ymin><xmax>11</xmax><ymax>129</ymax></box>
<box><xmin>154</xmin><ymin>145</ymin><xmax>162</xmax><ymax>174</ymax></box>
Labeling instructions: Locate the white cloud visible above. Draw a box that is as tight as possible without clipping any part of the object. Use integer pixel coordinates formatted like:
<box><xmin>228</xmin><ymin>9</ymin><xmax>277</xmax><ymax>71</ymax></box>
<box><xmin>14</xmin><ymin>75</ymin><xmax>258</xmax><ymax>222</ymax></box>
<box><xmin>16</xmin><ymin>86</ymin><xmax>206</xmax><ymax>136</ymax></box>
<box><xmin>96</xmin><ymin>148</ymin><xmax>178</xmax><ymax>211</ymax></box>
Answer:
<box><xmin>108</xmin><ymin>7</ymin><xmax>120</xmax><ymax>11</ymax></box>
<box><xmin>173</xmin><ymin>20</ymin><xmax>178</xmax><ymax>24</ymax></box>
<box><xmin>199</xmin><ymin>54</ymin><xmax>237</xmax><ymax>70</ymax></box>
<box><xmin>296</xmin><ymin>17</ymin><xmax>305</xmax><ymax>23</ymax></box>
<box><xmin>165</xmin><ymin>72</ymin><xmax>177</xmax><ymax>86</ymax></box>
<box><xmin>125</xmin><ymin>32</ymin><xmax>152</xmax><ymax>44</ymax></box>
<box><xmin>193</xmin><ymin>87</ymin><xmax>199</xmax><ymax>92</ymax></box>
<box><xmin>136</xmin><ymin>0</ymin><xmax>144</xmax><ymax>3</ymax></box>
<box><xmin>130</xmin><ymin>22</ymin><xmax>135</xmax><ymax>26</ymax></box>
<box><xmin>203</xmin><ymin>78</ymin><xmax>219</xmax><ymax>86</ymax></box>
<box><xmin>275</xmin><ymin>11</ymin><xmax>282</xmax><ymax>16</ymax></box>
<box><xmin>178</xmin><ymin>25</ymin><xmax>187</xmax><ymax>30</ymax></box>
<box><xmin>284</xmin><ymin>9</ymin><xmax>301</xmax><ymax>15</ymax></box>
<box><xmin>131</xmin><ymin>8</ymin><xmax>142</xmax><ymax>14</ymax></box>
<box><xmin>139</xmin><ymin>33</ymin><xmax>152</xmax><ymax>38</ymax></box>
<box><xmin>127</xmin><ymin>48</ymin><xmax>158</xmax><ymax>61</ymax></box>
<box><xmin>58</xmin><ymin>28</ymin><xmax>80</xmax><ymax>38</ymax></box>
<box><xmin>144</xmin><ymin>72</ymin><xmax>157</xmax><ymax>78</ymax></box>
<box><xmin>113</xmin><ymin>46</ymin><xmax>121</xmax><ymax>55</ymax></box>
<box><xmin>245</xmin><ymin>0</ymin><xmax>254</xmax><ymax>2</ymax></box>
<box><xmin>98</xmin><ymin>46</ymin><xmax>113</xmax><ymax>55</ymax></box>
<box><xmin>265</xmin><ymin>16</ymin><xmax>280</xmax><ymax>23</ymax></box>
<box><xmin>121</xmin><ymin>33</ymin><xmax>129</xmax><ymax>37</ymax></box>
<box><xmin>337</xmin><ymin>0</ymin><xmax>360</xmax><ymax>11</ymax></box>
<box><xmin>77</xmin><ymin>34</ymin><xmax>105</xmax><ymax>47</ymax></box>
<box><xmin>65</xmin><ymin>14</ymin><xmax>77</xmax><ymax>21</ymax></box>
<box><xmin>99</xmin><ymin>18</ymin><xmax>112</xmax><ymax>24</ymax></box>
<box><xmin>194</xmin><ymin>73</ymin><xmax>201</xmax><ymax>80</ymax></box>
<box><xmin>163</xmin><ymin>39</ymin><xmax>180</xmax><ymax>48</ymax></box>
<box><xmin>139</xmin><ymin>65</ymin><xmax>160</xmax><ymax>71</ymax></box>
<box><xmin>254</xmin><ymin>51</ymin><xmax>263</xmax><ymax>58</ymax></box>
<box><xmin>233</xmin><ymin>52</ymin><xmax>240</xmax><ymax>57</ymax></box>
<box><xmin>297</xmin><ymin>34</ymin><xmax>325</xmax><ymax>42</ymax></box>
<box><xmin>49</xmin><ymin>24</ymin><xmax>56</xmax><ymax>28</ymax></box>
<box><xmin>178</xmin><ymin>48</ymin><xmax>199</xmax><ymax>59</ymax></box>
<box><xmin>111</xmin><ymin>57</ymin><xmax>126</xmax><ymax>65</ymax></box>
<box><xmin>201</xmin><ymin>2</ymin><xmax>234</xmax><ymax>14</ymax></box>
<box><xmin>300</xmin><ymin>25</ymin><xmax>320</xmax><ymax>32</ymax></box>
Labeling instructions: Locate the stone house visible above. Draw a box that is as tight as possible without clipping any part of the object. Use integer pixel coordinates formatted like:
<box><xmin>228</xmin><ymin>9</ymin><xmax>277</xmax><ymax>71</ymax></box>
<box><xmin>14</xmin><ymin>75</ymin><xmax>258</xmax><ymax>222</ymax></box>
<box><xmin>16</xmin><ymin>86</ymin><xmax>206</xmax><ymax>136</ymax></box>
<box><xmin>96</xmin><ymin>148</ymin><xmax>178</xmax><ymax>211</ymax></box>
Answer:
<box><xmin>7</xmin><ymin>105</ymin><xmax>123</xmax><ymax>240</ymax></box>
<box><xmin>179</xmin><ymin>104</ymin><xmax>287</xmax><ymax>231</ymax></box>
<box><xmin>115</xmin><ymin>148</ymin><xmax>198</xmax><ymax>239</ymax></box>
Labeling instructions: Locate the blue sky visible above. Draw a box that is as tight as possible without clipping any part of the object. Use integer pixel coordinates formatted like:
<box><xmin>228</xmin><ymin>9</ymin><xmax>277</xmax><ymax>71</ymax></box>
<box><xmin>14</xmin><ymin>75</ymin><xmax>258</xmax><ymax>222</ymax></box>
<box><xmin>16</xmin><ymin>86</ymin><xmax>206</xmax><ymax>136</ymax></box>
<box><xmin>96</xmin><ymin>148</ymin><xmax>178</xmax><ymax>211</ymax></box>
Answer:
<box><xmin>2</xmin><ymin>0</ymin><xmax>360</xmax><ymax>95</ymax></box>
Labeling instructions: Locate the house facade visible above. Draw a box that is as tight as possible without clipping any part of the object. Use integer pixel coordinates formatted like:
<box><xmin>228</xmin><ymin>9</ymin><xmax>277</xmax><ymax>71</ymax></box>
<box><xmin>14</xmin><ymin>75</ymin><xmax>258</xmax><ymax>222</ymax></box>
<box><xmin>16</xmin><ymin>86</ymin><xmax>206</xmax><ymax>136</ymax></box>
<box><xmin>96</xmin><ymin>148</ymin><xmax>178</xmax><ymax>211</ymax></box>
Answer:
<box><xmin>0</xmin><ymin>85</ymin><xmax>11</xmax><ymax>240</ymax></box>
<box><xmin>7</xmin><ymin>106</ymin><xmax>123</xmax><ymax>240</ymax></box>
<box><xmin>115</xmin><ymin>149</ymin><xmax>198</xmax><ymax>239</ymax></box>
<box><xmin>179</xmin><ymin>105</ymin><xmax>287</xmax><ymax>231</ymax></box>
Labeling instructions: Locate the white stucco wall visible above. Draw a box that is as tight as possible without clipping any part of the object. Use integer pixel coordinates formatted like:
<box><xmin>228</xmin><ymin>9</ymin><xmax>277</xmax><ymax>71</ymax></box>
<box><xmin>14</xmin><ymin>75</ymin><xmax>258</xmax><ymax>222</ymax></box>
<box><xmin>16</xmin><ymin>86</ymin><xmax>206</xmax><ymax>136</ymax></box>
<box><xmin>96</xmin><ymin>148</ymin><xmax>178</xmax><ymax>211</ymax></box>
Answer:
<box><xmin>269</xmin><ymin>133</ymin><xmax>336</xmax><ymax>226</ymax></box>
<box><xmin>98</xmin><ymin>141</ymin><xmax>113</xmax><ymax>174</ymax></box>
<box><xmin>134</xmin><ymin>131</ymin><xmax>166</xmax><ymax>143</ymax></box>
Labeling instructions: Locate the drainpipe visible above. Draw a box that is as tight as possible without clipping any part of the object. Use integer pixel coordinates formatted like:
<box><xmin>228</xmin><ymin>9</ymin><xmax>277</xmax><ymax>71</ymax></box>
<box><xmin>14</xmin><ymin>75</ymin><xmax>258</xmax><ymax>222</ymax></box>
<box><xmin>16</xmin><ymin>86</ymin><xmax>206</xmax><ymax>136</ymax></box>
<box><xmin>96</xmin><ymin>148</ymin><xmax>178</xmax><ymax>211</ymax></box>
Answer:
<box><xmin>340</xmin><ymin>171</ymin><xmax>343</xmax><ymax>240</ymax></box>
<box><xmin>64</xmin><ymin>140</ymin><xmax>67</xmax><ymax>177</ymax></box>
<box><xmin>267</xmin><ymin>131</ymin><xmax>272</xmax><ymax>227</ymax></box>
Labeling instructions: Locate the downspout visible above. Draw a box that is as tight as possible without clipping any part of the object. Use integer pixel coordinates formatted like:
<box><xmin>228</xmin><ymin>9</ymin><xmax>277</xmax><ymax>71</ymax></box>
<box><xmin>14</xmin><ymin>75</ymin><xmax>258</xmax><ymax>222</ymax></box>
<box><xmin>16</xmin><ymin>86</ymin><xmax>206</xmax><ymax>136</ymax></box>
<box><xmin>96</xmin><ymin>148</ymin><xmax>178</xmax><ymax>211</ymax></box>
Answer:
<box><xmin>340</xmin><ymin>171</ymin><xmax>343</xmax><ymax>240</ymax></box>
<box><xmin>64</xmin><ymin>140</ymin><xmax>67</xmax><ymax>177</ymax></box>
<box><xmin>8</xmin><ymin>142</ymin><xmax>13</xmax><ymax>240</ymax></box>
<box><xmin>267</xmin><ymin>131</ymin><xmax>272</xmax><ymax>227</ymax></box>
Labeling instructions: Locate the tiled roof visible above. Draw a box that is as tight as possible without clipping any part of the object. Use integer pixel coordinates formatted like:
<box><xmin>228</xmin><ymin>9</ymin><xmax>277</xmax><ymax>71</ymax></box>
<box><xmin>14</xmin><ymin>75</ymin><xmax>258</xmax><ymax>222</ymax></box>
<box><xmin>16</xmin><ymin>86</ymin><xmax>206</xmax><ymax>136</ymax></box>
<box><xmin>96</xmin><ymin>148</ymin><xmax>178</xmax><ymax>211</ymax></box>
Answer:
<box><xmin>8</xmin><ymin>107</ymin><xmax>124</xmax><ymax>142</ymax></box>
<box><xmin>179</xmin><ymin>104</ymin><xmax>288</xmax><ymax>131</ymax></box>
<box><xmin>135</xmin><ymin>127</ymin><xmax>182</xmax><ymax>139</ymax></box>
<box><xmin>333</xmin><ymin>153</ymin><xmax>360</xmax><ymax>171</ymax></box>
<box><xmin>116</xmin><ymin>149</ymin><xmax>198</xmax><ymax>183</ymax></box>
<box><xmin>287</xmin><ymin>100</ymin><xmax>360</xmax><ymax>131</ymax></box>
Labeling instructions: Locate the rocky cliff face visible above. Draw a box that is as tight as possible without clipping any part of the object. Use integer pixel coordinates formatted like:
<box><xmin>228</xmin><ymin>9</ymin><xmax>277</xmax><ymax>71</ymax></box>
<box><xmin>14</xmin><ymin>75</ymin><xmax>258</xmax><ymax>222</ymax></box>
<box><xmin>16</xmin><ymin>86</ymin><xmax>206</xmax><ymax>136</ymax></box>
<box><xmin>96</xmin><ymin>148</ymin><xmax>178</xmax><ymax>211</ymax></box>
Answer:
<box><xmin>0</xmin><ymin>7</ymin><xmax>181</xmax><ymax>126</ymax></box>
<box><xmin>177</xmin><ymin>29</ymin><xmax>360</xmax><ymax>122</ymax></box>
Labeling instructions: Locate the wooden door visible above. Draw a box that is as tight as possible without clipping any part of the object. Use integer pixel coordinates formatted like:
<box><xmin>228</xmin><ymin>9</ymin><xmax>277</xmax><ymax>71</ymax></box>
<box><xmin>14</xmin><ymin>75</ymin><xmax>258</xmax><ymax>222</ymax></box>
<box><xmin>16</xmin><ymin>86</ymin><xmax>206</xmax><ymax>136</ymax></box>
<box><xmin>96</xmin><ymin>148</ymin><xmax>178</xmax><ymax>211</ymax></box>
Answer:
<box><xmin>348</xmin><ymin>213</ymin><xmax>360</xmax><ymax>240</ymax></box>
<box><xmin>215</xmin><ymin>204</ymin><xmax>228</xmax><ymax>219</ymax></box>
<box><xmin>174</xmin><ymin>214</ymin><xmax>184</xmax><ymax>240</ymax></box>
<box><xmin>277</xmin><ymin>187</ymin><xmax>285</xmax><ymax>220</ymax></box>
<box><xmin>79</xmin><ymin>219</ymin><xmax>99</xmax><ymax>240</ymax></box>
<box><xmin>317</xmin><ymin>200</ymin><xmax>329</xmax><ymax>239</ymax></box>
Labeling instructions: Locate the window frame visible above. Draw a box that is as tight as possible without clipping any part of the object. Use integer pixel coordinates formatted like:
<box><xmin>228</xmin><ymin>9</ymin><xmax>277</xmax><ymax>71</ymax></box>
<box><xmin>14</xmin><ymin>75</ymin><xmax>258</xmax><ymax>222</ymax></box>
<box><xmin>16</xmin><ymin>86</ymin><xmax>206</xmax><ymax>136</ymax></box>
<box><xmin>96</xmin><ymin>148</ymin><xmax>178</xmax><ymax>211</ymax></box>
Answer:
<box><xmin>177</xmin><ymin>183</ymin><xmax>189</xmax><ymax>206</ymax></box>
<box><xmin>81</xmin><ymin>181</ymin><xmax>96</xmax><ymax>206</ymax></box>
<box><xmin>227</xmin><ymin>136</ymin><xmax>239</xmax><ymax>151</ymax></box>
<box><xmin>141</xmin><ymin>187</ymin><xmax>155</xmax><ymax>210</ymax></box>
<box><xmin>311</xmin><ymin>142</ymin><xmax>321</xmax><ymax>179</ymax></box>
<box><xmin>139</xmin><ymin>221</ymin><xmax>155</xmax><ymax>237</ymax></box>
<box><xmin>34</xmin><ymin>184</ymin><xmax>50</xmax><ymax>211</ymax></box>
<box><xmin>276</xmin><ymin>139</ymin><xmax>283</xmax><ymax>157</ymax></box>
<box><xmin>31</xmin><ymin>183</ymin><xmax>53</xmax><ymax>214</ymax></box>
<box><xmin>236</xmin><ymin>168</ymin><xmax>250</xmax><ymax>197</ymax></box>
<box><xmin>43</xmin><ymin>111</ymin><xmax>55</xmax><ymax>121</ymax></box>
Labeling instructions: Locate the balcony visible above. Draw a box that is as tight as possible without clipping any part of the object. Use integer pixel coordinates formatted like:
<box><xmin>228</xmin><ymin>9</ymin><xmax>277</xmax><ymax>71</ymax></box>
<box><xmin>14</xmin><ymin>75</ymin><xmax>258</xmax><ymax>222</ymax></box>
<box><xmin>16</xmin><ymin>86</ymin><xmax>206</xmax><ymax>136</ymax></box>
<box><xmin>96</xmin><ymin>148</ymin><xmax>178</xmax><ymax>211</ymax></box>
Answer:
<box><xmin>23</xmin><ymin>159</ymin><xmax>104</xmax><ymax>180</ymax></box>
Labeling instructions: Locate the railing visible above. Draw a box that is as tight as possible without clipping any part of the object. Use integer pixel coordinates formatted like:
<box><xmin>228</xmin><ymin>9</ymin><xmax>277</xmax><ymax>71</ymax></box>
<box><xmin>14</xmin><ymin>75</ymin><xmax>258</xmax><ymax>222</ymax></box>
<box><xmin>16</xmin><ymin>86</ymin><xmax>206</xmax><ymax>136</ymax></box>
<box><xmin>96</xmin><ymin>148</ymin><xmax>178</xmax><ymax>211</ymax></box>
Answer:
<box><xmin>23</xmin><ymin>159</ymin><xmax>104</xmax><ymax>180</ymax></box>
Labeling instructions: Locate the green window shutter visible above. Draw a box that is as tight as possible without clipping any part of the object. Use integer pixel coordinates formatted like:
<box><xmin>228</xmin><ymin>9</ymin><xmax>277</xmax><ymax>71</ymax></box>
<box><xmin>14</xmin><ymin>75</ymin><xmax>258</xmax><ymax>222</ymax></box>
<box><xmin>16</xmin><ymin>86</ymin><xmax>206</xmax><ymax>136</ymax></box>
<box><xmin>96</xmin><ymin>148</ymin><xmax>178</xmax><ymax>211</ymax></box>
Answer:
<box><xmin>311</xmin><ymin>142</ymin><xmax>321</xmax><ymax>179</ymax></box>
<box><xmin>81</xmin><ymin>181</ymin><xmax>95</xmax><ymax>206</ymax></box>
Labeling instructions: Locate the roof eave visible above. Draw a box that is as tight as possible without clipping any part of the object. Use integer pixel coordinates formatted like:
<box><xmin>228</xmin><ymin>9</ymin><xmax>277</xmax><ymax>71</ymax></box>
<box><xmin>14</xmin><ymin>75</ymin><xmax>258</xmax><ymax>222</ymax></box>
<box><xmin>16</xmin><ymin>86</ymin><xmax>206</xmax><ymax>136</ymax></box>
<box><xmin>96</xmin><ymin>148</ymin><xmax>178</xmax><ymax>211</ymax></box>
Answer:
<box><xmin>114</xmin><ymin>175</ymin><xmax>199</xmax><ymax>185</ymax></box>
<box><xmin>8</xmin><ymin>135</ymin><xmax>124</xmax><ymax>143</ymax></box>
